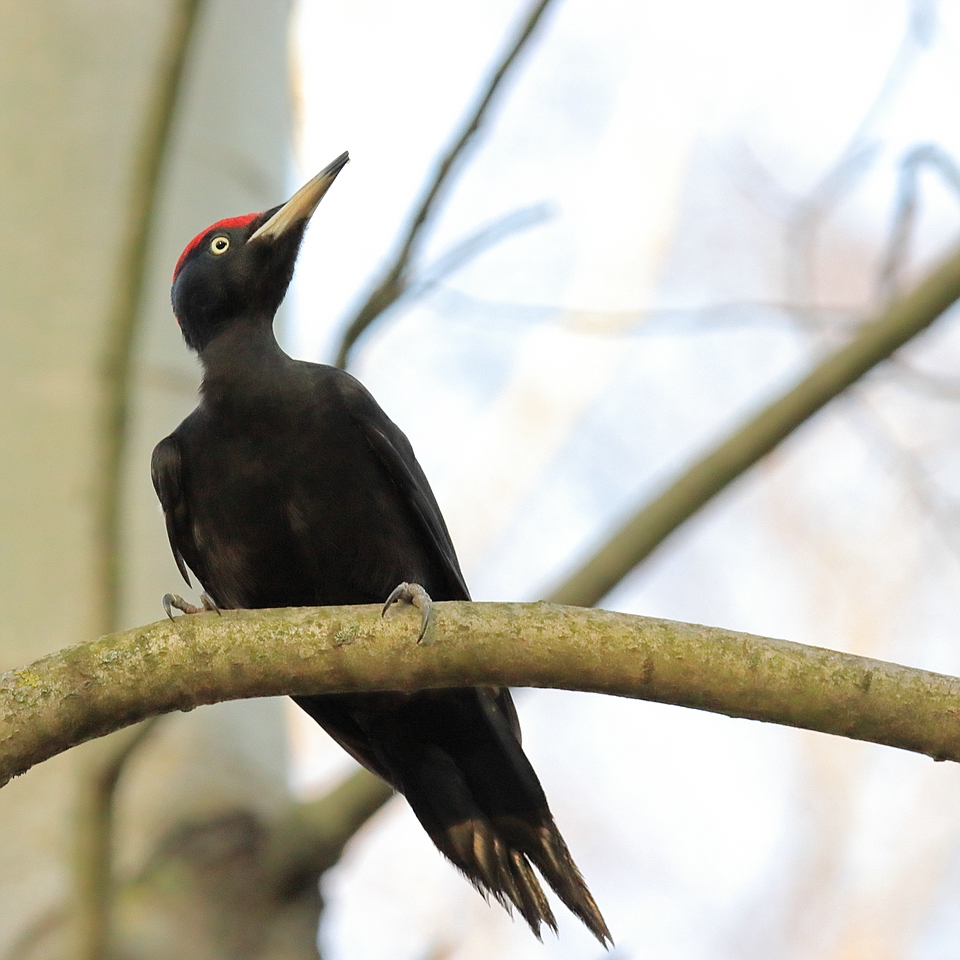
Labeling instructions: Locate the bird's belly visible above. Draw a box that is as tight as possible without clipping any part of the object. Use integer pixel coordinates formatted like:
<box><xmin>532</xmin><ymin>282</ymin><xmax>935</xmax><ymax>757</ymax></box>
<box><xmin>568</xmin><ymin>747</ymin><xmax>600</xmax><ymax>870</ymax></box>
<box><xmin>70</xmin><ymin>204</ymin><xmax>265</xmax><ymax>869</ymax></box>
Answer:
<box><xmin>184</xmin><ymin>439</ymin><xmax>429</xmax><ymax>610</ymax></box>
<box><xmin>187</xmin><ymin>488</ymin><xmax>304</xmax><ymax>609</ymax></box>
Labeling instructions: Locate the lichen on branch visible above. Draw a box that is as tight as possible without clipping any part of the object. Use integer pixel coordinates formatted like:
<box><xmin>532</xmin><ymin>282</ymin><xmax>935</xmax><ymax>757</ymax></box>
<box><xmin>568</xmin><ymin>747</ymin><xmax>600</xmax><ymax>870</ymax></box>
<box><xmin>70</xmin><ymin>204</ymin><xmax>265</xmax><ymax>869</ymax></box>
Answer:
<box><xmin>1</xmin><ymin>601</ymin><xmax>959</xmax><ymax>787</ymax></box>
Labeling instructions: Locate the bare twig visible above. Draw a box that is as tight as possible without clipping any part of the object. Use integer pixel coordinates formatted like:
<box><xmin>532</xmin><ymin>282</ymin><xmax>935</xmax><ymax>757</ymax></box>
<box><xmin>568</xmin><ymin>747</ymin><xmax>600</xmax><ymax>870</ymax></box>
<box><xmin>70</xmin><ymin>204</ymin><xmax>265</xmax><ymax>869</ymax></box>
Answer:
<box><xmin>85</xmin><ymin>1</ymin><xmax>204</xmax><ymax>956</ymax></box>
<box><xmin>545</xmin><ymin>242</ymin><xmax>960</xmax><ymax>607</ymax></box>
<box><xmin>3</xmin><ymin>602</ymin><xmax>960</xmax><ymax>788</ymax></box>
<box><xmin>334</xmin><ymin>0</ymin><xmax>559</xmax><ymax>368</ymax></box>
<box><xmin>428</xmin><ymin>288</ymin><xmax>859</xmax><ymax>337</ymax></box>
<box><xmin>878</xmin><ymin>143</ymin><xmax>960</xmax><ymax>299</ymax></box>
<box><xmin>264</xmin><ymin>768</ymin><xmax>393</xmax><ymax>897</ymax></box>
<box><xmin>846</xmin><ymin>389</ymin><xmax>960</xmax><ymax>564</ymax></box>
<box><xmin>97</xmin><ymin>0</ymin><xmax>204</xmax><ymax>636</ymax></box>
<box><xmin>74</xmin><ymin>720</ymin><xmax>161</xmax><ymax>960</ymax></box>
<box><xmin>408</xmin><ymin>202</ymin><xmax>553</xmax><ymax>299</ymax></box>
<box><xmin>783</xmin><ymin>0</ymin><xmax>936</xmax><ymax>303</ymax></box>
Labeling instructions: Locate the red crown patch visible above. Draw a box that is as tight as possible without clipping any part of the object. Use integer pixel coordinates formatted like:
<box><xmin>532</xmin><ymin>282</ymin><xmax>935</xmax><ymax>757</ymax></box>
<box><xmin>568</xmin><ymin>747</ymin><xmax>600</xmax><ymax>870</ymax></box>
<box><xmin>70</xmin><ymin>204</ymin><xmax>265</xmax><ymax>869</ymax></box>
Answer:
<box><xmin>172</xmin><ymin>212</ymin><xmax>260</xmax><ymax>282</ymax></box>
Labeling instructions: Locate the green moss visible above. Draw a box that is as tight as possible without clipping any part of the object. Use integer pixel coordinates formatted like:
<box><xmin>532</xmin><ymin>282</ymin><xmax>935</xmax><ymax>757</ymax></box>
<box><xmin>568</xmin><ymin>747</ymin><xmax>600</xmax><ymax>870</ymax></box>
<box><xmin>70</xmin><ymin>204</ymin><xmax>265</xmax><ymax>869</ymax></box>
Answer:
<box><xmin>332</xmin><ymin>622</ymin><xmax>361</xmax><ymax>647</ymax></box>
<box><xmin>13</xmin><ymin>670</ymin><xmax>44</xmax><ymax>688</ymax></box>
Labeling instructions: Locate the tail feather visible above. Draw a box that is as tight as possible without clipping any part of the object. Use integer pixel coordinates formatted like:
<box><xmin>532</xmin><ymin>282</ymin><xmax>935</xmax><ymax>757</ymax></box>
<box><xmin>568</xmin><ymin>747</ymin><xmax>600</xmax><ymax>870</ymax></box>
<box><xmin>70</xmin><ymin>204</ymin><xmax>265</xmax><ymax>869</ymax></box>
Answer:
<box><xmin>445</xmin><ymin>816</ymin><xmax>558</xmax><ymax>937</ymax></box>
<box><xmin>380</xmin><ymin>697</ymin><xmax>612</xmax><ymax>946</ymax></box>
<box><xmin>520</xmin><ymin>819</ymin><xmax>610</xmax><ymax>945</ymax></box>
<box><xmin>302</xmin><ymin>688</ymin><xmax>611</xmax><ymax>945</ymax></box>
<box><xmin>509</xmin><ymin>847</ymin><xmax>556</xmax><ymax>936</ymax></box>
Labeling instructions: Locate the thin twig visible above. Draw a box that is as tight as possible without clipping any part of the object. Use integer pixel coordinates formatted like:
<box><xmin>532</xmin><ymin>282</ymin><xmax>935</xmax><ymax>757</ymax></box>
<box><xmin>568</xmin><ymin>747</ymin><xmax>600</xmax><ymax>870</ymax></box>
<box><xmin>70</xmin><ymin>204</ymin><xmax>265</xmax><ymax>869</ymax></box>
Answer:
<box><xmin>878</xmin><ymin>143</ymin><xmax>960</xmax><ymax>299</ymax></box>
<box><xmin>408</xmin><ymin>202</ymin><xmax>553</xmax><ymax>299</ymax></box>
<box><xmin>334</xmin><ymin>0</ymin><xmax>560</xmax><ymax>368</ymax></box>
<box><xmin>783</xmin><ymin>0</ymin><xmax>936</xmax><ymax>302</ymax></box>
<box><xmin>428</xmin><ymin>287</ymin><xmax>860</xmax><ymax>337</ymax></box>
<box><xmin>74</xmin><ymin>720</ymin><xmax>162</xmax><ymax>960</ymax></box>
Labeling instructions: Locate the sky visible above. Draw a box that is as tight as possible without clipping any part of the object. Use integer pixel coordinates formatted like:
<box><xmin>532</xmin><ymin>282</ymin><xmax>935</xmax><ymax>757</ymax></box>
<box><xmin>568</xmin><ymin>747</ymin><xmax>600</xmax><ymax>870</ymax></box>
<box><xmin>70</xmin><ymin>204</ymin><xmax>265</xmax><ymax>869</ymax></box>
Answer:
<box><xmin>284</xmin><ymin>1</ymin><xmax>960</xmax><ymax>957</ymax></box>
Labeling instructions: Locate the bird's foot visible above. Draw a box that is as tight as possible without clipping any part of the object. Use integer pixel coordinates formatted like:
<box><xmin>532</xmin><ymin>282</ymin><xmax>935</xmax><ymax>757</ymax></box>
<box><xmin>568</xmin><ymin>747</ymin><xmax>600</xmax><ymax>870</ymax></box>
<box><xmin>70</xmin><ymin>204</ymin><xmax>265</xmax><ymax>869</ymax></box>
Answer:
<box><xmin>162</xmin><ymin>592</ymin><xmax>220</xmax><ymax>620</ymax></box>
<box><xmin>381</xmin><ymin>582</ymin><xmax>433</xmax><ymax>643</ymax></box>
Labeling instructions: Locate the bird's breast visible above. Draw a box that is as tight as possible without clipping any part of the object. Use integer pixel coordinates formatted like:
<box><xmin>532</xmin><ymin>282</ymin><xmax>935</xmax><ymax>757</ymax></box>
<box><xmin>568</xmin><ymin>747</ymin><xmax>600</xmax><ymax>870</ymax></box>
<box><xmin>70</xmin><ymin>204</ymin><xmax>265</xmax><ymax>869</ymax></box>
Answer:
<box><xmin>178</xmin><ymin>408</ymin><xmax>429</xmax><ymax>609</ymax></box>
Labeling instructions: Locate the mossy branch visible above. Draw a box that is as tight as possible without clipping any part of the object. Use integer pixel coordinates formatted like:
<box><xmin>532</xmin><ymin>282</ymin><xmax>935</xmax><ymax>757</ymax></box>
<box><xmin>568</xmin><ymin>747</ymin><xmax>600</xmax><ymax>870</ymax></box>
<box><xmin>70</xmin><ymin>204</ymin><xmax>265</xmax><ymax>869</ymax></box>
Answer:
<box><xmin>2</xmin><ymin>602</ymin><xmax>959</xmax><ymax>788</ymax></box>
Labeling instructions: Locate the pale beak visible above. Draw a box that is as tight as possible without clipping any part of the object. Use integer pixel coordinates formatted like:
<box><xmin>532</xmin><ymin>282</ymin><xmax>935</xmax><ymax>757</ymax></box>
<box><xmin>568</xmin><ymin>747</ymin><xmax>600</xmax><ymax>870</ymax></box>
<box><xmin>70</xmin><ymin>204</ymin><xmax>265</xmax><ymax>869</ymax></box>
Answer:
<box><xmin>248</xmin><ymin>151</ymin><xmax>349</xmax><ymax>243</ymax></box>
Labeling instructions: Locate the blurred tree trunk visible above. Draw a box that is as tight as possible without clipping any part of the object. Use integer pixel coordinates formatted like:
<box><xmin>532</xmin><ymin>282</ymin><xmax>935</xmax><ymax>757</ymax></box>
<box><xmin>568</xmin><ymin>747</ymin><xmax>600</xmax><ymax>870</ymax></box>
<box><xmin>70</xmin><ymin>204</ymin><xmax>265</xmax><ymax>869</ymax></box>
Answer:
<box><xmin>0</xmin><ymin>1</ymin><xmax>324</xmax><ymax>956</ymax></box>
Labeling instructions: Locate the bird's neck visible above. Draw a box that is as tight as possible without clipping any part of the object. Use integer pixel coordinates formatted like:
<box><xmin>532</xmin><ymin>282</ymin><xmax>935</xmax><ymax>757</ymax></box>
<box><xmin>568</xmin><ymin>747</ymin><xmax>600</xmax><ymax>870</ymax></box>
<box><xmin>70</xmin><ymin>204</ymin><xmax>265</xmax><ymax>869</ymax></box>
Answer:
<box><xmin>198</xmin><ymin>316</ymin><xmax>290</xmax><ymax>410</ymax></box>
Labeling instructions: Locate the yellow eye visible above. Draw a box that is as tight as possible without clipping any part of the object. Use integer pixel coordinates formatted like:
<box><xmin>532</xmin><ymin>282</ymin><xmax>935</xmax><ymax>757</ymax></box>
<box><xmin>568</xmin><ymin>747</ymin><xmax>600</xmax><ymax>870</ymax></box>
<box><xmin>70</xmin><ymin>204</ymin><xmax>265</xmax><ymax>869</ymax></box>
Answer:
<box><xmin>210</xmin><ymin>235</ymin><xmax>230</xmax><ymax>255</ymax></box>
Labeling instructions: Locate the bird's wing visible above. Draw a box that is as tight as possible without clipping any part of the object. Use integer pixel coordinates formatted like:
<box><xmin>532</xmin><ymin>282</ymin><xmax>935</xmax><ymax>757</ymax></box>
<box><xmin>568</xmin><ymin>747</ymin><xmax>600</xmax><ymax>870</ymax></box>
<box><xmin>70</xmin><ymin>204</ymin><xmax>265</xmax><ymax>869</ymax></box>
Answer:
<box><xmin>335</xmin><ymin>373</ymin><xmax>471</xmax><ymax>601</ymax></box>
<box><xmin>151</xmin><ymin>434</ymin><xmax>194</xmax><ymax>588</ymax></box>
<box><xmin>332</xmin><ymin>374</ymin><xmax>525</xmax><ymax>738</ymax></box>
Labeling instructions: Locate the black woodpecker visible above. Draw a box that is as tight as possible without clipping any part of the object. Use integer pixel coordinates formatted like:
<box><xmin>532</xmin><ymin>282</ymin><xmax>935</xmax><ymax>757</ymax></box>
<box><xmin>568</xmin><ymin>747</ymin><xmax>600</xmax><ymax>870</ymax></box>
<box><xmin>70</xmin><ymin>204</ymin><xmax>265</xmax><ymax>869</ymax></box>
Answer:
<box><xmin>152</xmin><ymin>152</ymin><xmax>611</xmax><ymax>945</ymax></box>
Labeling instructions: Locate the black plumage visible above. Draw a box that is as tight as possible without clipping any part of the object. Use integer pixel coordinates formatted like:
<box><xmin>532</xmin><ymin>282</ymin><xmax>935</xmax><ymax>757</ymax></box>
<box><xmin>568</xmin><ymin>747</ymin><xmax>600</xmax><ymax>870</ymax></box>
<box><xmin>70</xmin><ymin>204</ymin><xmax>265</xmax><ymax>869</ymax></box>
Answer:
<box><xmin>152</xmin><ymin>152</ymin><xmax>610</xmax><ymax>944</ymax></box>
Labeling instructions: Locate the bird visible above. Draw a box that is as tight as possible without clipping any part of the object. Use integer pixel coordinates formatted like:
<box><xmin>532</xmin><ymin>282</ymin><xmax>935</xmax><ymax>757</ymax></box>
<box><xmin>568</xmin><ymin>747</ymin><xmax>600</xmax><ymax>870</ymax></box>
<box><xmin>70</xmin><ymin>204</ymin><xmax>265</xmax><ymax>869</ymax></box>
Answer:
<box><xmin>151</xmin><ymin>151</ymin><xmax>611</xmax><ymax>945</ymax></box>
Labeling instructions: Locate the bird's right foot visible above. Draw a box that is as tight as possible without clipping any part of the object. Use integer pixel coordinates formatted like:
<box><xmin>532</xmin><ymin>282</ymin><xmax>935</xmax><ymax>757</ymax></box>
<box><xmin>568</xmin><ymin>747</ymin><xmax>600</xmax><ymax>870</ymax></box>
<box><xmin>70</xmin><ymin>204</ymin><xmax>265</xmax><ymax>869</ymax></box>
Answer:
<box><xmin>162</xmin><ymin>592</ymin><xmax>219</xmax><ymax>620</ymax></box>
<box><xmin>381</xmin><ymin>581</ymin><xmax>433</xmax><ymax>642</ymax></box>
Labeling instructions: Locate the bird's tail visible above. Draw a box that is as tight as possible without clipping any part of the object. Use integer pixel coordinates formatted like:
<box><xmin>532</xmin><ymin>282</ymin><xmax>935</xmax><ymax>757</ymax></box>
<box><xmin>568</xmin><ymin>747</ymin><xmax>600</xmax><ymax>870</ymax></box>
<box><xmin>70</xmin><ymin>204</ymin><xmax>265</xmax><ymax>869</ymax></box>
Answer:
<box><xmin>380</xmin><ymin>690</ymin><xmax>612</xmax><ymax>945</ymax></box>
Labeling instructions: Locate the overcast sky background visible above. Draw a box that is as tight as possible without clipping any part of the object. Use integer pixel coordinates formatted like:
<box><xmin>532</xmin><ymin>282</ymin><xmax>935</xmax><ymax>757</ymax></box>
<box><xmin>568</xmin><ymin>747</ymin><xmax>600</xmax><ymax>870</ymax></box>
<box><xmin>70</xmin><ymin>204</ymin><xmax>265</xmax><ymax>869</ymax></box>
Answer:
<box><xmin>283</xmin><ymin>1</ymin><xmax>960</xmax><ymax>957</ymax></box>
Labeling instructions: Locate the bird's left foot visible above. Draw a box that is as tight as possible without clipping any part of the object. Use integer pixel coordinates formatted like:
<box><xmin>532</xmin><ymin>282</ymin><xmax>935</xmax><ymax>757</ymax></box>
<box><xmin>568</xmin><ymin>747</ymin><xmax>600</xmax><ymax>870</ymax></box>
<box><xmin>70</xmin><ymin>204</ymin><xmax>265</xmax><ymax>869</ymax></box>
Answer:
<box><xmin>162</xmin><ymin>592</ymin><xmax>220</xmax><ymax>620</ymax></box>
<box><xmin>381</xmin><ymin>582</ymin><xmax>433</xmax><ymax>643</ymax></box>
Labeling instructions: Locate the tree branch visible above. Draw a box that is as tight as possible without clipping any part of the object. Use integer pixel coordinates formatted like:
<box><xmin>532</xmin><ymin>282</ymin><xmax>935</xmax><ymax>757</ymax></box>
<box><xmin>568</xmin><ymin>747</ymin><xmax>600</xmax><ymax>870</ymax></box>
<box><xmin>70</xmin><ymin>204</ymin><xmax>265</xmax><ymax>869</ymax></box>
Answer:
<box><xmin>74</xmin><ymin>719</ymin><xmax>161</xmax><ymax>960</ymax></box>
<box><xmin>6</xmin><ymin>766</ymin><xmax>391</xmax><ymax>959</ymax></box>
<box><xmin>546</xmin><ymin>242</ymin><xmax>960</xmax><ymax>607</ymax></box>
<box><xmin>334</xmin><ymin>0</ymin><xmax>558</xmax><ymax>368</ymax></box>
<box><xmin>2</xmin><ymin>603</ymin><xmax>960</xmax><ymax>789</ymax></box>
<box><xmin>263</xmin><ymin>768</ymin><xmax>394</xmax><ymax>898</ymax></box>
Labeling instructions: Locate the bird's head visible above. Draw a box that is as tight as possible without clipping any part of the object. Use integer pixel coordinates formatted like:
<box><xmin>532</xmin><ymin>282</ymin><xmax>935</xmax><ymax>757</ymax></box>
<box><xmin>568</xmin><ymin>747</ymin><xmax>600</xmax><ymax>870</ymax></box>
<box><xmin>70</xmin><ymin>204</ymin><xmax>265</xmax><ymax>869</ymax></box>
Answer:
<box><xmin>171</xmin><ymin>151</ymin><xmax>349</xmax><ymax>352</ymax></box>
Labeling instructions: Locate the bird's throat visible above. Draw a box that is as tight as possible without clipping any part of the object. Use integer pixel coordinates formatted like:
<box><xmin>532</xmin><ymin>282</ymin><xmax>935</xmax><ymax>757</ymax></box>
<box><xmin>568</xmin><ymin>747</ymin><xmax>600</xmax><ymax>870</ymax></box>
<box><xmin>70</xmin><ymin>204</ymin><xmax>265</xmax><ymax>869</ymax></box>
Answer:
<box><xmin>198</xmin><ymin>317</ymin><xmax>291</xmax><ymax>411</ymax></box>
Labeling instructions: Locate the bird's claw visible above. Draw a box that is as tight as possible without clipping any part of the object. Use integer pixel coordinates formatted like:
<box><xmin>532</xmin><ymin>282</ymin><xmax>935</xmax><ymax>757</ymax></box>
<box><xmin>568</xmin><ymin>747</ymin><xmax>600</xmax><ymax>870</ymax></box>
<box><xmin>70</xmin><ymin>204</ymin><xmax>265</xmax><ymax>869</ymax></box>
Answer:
<box><xmin>200</xmin><ymin>593</ymin><xmax>221</xmax><ymax>614</ymax></box>
<box><xmin>162</xmin><ymin>592</ymin><xmax>220</xmax><ymax>620</ymax></box>
<box><xmin>381</xmin><ymin>582</ymin><xmax>433</xmax><ymax>643</ymax></box>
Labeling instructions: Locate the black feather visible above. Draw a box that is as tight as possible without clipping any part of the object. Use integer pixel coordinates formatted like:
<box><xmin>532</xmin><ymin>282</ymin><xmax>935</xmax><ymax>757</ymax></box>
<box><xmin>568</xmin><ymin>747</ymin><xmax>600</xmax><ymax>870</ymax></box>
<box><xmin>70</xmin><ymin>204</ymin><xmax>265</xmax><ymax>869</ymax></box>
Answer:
<box><xmin>154</xmin><ymin>190</ymin><xmax>610</xmax><ymax>945</ymax></box>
